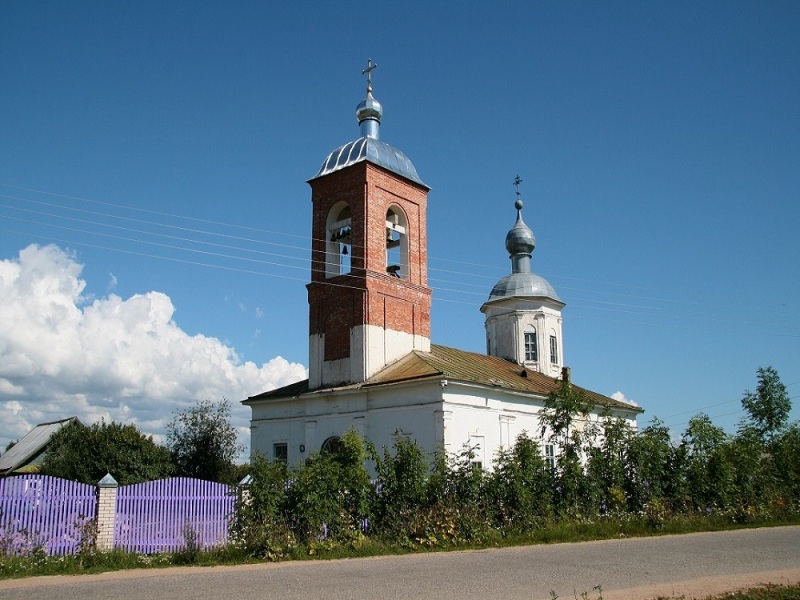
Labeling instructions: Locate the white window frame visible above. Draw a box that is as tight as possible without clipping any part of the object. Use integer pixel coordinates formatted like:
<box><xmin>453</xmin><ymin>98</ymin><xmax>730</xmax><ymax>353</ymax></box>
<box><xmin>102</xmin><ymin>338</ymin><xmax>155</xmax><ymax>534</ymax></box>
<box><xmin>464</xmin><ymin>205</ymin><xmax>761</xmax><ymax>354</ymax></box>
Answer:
<box><xmin>524</xmin><ymin>329</ymin><xmax>538</xmax><ymax>362</ymax></box>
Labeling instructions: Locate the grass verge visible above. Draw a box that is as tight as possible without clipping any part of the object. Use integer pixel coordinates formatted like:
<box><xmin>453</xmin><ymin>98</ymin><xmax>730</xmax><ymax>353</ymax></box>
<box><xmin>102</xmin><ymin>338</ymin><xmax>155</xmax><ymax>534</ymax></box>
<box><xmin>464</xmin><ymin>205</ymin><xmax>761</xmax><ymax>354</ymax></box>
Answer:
<box><xmin>2</xmin><ymin>514</ymin><xmax>800</xmax><ymax>580</ymax></box>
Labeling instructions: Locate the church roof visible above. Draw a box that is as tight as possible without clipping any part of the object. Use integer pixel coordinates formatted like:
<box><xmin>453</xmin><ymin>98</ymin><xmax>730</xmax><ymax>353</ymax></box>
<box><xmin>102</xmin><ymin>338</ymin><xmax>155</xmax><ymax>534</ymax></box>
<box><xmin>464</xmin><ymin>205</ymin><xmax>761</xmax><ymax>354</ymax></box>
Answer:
<box><xmin>311</xmin><ymin>136</ymin><xmax>427</xmax><ymax>188</ymax></box>
<box><xmin>245</xmin><ymin>345</ymin><xmax>641</xmax><ymax>413</ymax></box>
<box><xmin>485</xmin><ymin>272</ymin><xmax>563</xmax><ymax>305</ymax></box>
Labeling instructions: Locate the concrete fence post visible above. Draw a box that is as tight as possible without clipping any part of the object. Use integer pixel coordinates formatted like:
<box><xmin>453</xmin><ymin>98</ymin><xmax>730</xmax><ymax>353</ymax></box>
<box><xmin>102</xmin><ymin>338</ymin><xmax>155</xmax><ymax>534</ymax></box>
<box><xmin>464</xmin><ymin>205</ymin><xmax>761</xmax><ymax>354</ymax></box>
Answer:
<box><xmin>96</xmin><ymin>473</ymin><xmax>118</xmax><ymax>551</ymax></box>
<box><xmin>237</xmin><ymin>473</ymin><xmax>252</xmax><ymax>507</ymax></box>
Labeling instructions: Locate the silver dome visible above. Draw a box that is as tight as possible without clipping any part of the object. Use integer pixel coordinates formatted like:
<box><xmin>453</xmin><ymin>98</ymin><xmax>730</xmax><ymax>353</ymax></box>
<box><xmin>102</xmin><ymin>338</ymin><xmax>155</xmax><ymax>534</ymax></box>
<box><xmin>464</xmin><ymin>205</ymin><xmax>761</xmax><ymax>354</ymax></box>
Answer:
<box><xmin>487</xmin><ymin>272</ymin><xmax>562</xmax><ymax>303</ymax></box>
<box><xmin>312</xmin><ymin>137</ymin><xmax>426</xmax><ymax>187</ymax></box>
<box><xmin>505</xmin><ymin>199</ymin><xmax>536</xmax><ymax>255</ymax></box>
<box><xmin>485</xmin><ymin>198</ymin><xmax>563</xmax><ymax>305</ymax></box>
<box><xmin>356</xmin><ymin>90</ymin><xmax>382</xmax><ymax>125</ymax></box>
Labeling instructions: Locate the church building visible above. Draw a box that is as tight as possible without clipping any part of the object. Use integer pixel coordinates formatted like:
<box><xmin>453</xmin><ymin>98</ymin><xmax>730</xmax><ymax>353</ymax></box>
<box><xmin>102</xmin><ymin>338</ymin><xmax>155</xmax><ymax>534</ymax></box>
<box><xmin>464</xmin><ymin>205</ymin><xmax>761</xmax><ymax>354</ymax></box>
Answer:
<box><xmin>245</xmin><ymin>64</ymin><xmax>641</xmax><ymax>467</ymax></box>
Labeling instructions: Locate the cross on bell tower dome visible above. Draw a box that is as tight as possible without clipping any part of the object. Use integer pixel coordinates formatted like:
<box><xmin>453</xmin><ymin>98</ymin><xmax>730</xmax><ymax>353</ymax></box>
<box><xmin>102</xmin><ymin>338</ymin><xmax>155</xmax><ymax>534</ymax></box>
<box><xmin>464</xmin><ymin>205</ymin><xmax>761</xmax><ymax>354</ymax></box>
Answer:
<box><xmin>306</xmin><ymin>62</ymin><xmax>432</xmax><ymax>389</ymax></box>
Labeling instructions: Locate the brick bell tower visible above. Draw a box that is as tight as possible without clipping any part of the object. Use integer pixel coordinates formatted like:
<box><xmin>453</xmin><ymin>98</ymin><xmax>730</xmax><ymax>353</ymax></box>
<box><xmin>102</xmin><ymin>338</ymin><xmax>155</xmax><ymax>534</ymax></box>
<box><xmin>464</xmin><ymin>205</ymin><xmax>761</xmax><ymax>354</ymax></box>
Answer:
<box><xmin>306</xmin><ymin>60</ymin><xmax>432</xmax><ymax>389</ymax></box>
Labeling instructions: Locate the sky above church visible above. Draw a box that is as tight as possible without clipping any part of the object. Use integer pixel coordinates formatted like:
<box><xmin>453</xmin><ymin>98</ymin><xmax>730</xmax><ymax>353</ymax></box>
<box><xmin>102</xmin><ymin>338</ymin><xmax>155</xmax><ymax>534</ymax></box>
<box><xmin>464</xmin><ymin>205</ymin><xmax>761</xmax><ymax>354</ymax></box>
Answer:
<box><xmin>1</xmin><ymin>1</ymin><xmax>798</xmax><ymax>454</ymax></box>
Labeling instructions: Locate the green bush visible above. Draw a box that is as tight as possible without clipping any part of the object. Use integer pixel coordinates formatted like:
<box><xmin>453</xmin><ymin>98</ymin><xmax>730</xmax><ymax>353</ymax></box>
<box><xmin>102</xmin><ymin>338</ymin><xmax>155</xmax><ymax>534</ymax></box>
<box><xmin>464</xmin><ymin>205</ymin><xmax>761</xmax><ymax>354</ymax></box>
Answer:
<box><xmin>486</xmin><ymin>431</ymin><xmax>554</xmax><ymax>532</ymax></box>
<box><xmin>368</xmin><ymin>433</ymin><xmax>429</xmax><ymax>540</ymax></box>
<box><xmin>222</xmin><ymin>368</ymin><xmax>799</xmax><ymax>559</ymax></box>
<box><xmin>39</xmin><ymin>420</ymin><xmax>173</xmax><ymax>485</ymax></box>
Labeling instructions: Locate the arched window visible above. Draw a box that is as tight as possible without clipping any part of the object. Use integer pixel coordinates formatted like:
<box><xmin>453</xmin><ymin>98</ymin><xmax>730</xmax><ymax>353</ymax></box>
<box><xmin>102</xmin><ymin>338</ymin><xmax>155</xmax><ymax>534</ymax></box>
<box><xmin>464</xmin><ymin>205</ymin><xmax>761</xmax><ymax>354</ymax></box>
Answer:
<box><xmin>326</xmin><ymin>203</ymin><xmax>351</xmax><ymax>278</ymax></box>
<box><xmin>524</xmin><ymin>327</ymin><xmax>538</xmax><ymax>362</ymax></box>
<box><xmin>549</xmin><ymin>331</ymin><xmax>559</xmax><ymax>365</ymax></box>
<box><xmin>385</xmin><ymin>206</ymin><xmax>408</xmax><ymax>279</ymax></box>
<box><xmin>320</xmin><ymin>436</ymin><xmax>342</xmax><ymax>455</ymax></box>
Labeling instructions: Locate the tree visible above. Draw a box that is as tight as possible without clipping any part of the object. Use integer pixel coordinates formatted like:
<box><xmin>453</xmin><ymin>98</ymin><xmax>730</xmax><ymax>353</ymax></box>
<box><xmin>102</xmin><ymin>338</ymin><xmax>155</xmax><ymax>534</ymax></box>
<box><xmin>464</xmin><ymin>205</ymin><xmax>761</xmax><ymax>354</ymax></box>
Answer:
<box><xmin>283</xmin><ymin>429</ymin><xmax>373</xmax><ymax>544</ymax></box>
<box><xmin>540</xmin><ymin>375</ymin><xmax>595</xmax><ymax>516</ymax></box>
<box><xmin>772</xmin><ymin>423</ymin><xmax>800</xmax><ymax>504</ymax></box>
<box><xmin>679</xmin><ymin>413</ymin><xmax>733</xmax><ymax>510</ymax></box>
<box><xmin>167</xmin><ymin>398</ymin><xmax>244</xmax><ymax>484</ymax></box>
<box><xmin>230</xmin><ymin>452</ymin><xmax>292</xmax><ymax>557</ymax></box>
<box><xmin>741</xmin><ymin>367</ymin><xmax>791</xmax><ymax>443</ymax></box>
<box><xmin>368</xmin><ymin>433</ymin><xmax>429</xmax><ymax>536</ymax></box>
<box><xmin>39</xmin><ymin>420</ymin><xmax>173</xmax><ymax>485</ymax></box>
<box><xmin>585</xmin><ymin>413</ymin><xmax>634</xmax><ymax>514</ymax></box>
<box><xmin>487</xmin><ymin>431</ymin><xmax>554</xmax><ymax>531</ymax></box>
<box><xmin>625</xmin><ymin>418</ymin><xmax>676</xmax><ymax>511</ymax></box>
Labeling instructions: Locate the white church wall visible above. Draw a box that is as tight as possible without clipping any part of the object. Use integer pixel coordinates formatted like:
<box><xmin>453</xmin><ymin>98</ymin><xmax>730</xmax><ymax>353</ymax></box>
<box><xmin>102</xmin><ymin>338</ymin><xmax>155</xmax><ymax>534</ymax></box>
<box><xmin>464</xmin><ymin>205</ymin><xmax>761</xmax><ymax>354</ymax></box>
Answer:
<box><xmin>309</xmin><ymin>325</ymin><xmax>431</xmax><ymax>388</ymax></box>
<box><xmin>438</xmin><ymin>383</ymin><xmax>639</xmax><ymax>470</ymax></box>
<box><xmin>440</xmin><ymin>384</ymin><xmax>550</xmax><ymax>469</ymax></box>
<box><xmin>250</xmin><ymin>418</ymin><xmax>306</xmax><ymax>464</ymax></box>
<box><xmin>248</xmin><ymin>381</ymin><xmax>445</xmax><ymax>466</ymax></box>
<box><xmin>362</xmin><ymin>403</ymin><xmax>441</xmax><ymax>457</ymax></box>
<box><xmin>363</xmin><ymin>324</ymin><xmax>431</xmax><ymax>381</ymax></box>
<box><xmin>249</xmin><ymin>381</ymin><xmax>640</xmax><ymax>470</ymax></box>
<box><xmin>342</xmin><ymin>381</ymin><xmax>444</xmax><ymax>456</ymax></box>
<box><xmin>485</xmin><ymin>316</ymin><xmax>517</xmax><ymax>361</ymax></box>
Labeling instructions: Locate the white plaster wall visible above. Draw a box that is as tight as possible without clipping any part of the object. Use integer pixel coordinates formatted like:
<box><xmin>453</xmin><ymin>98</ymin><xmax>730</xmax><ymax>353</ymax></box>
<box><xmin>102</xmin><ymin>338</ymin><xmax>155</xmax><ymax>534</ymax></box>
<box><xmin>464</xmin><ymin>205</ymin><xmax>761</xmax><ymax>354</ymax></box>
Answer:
<box><xmin>441</xmin><ymin>384</ymin><xmax>549</xmax><ymax>465</ymax></box>
<box><xmin>362</xmin><ymin>324</ymin><xmax>430</xmax><ymax>381</ymax></box>
<box><xmin>249</xmin><ymin>380</ymin><xmax>444</xmax><ymax>467</ymax></box>
<box><xmin>249</xmin><ymin>379</ymin><xmax>640</xmax><ymax>471</ymax></box>
<box><xmin>483</xmin><ymin>299</ymin><xmax>564</xmax><ymax>377</ymax></box>
<box><xmin>250</xmin><ymin>419</ymin><xmax>306</xmax><ymax>464</ymax></box>
<box><xmin>309</xmin><ymin>326</ymin><xmax>430</xmax><ymax>388</ymax></box>
<box><xmin>439</xmin><ymin>383</ymin><xmax>639</xmax><ymax>468</ymax></box>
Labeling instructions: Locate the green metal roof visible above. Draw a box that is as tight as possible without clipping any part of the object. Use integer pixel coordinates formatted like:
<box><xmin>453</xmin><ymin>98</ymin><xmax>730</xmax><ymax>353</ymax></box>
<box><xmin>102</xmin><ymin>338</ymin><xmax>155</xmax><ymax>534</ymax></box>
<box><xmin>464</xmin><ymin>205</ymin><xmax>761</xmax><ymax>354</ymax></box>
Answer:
<box><xmin>245</xmin><ymin>345</ymin><xmax>641</xmax><ymax>413</ymax></box>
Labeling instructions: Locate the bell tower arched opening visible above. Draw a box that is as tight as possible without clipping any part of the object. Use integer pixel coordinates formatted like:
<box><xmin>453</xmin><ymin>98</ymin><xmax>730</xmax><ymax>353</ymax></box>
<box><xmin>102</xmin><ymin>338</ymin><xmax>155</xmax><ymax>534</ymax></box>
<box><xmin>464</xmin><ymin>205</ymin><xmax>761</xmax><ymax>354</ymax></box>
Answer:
<box><xmin>385</xmin><ymin>206</ymin><xmax>408</xmax><ymax>279</ymax></box>
<box><xmin>326</xmin><ymin>202</ymin><xmax>352</xmax><ymax>278</ymax></box>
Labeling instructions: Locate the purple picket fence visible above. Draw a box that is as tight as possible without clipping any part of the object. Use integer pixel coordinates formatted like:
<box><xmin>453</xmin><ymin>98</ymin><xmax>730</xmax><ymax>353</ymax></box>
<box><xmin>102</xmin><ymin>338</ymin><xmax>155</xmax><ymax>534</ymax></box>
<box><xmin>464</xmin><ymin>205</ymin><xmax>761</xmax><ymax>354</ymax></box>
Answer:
<box><xmin>114</xmin><ymin>477</ymin><xmax>235</xmax><ymax>554</ymax></box>
<box><xmin>0</xmin><ymin>475</ymin><xmax>97</xmax><ymax>556</ymax></box>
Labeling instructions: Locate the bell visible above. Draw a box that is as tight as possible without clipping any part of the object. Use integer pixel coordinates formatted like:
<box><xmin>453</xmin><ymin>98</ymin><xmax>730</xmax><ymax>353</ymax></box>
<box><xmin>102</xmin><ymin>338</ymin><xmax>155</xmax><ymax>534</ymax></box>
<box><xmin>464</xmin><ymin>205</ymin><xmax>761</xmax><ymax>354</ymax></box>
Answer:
<box><xmin>342</xmin><ymin>245</ymin><xmax>348</xmax><ymax>255</ymax></box>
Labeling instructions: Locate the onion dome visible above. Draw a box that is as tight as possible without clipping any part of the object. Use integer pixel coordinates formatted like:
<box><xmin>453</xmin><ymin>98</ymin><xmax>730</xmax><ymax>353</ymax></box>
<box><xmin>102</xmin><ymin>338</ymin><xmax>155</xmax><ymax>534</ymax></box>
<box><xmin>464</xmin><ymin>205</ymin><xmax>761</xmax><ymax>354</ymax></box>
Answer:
<box><xmin>486</xmin><ymin>198</ymin><xmax>563</xmax><ymax>305</ymax></box>
<box><xmin>505</xmin><ymin>198</ymin><xmax>536</xmax><ymax>256</ymax></box>
<box><xmin>356</xmin><ymin>90</ymin><xmax>382</xmax><ymax>138</ymax></box>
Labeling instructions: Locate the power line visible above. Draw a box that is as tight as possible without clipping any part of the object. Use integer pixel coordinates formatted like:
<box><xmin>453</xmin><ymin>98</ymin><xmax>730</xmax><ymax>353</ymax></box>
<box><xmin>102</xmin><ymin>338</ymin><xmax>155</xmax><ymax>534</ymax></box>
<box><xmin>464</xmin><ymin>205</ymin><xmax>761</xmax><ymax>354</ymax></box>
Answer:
<box><xmin>0</xmin><ymin>184</ymin><xmax>754</xmax><ymax>306</ymax></box>
<box><xmin>3</xmin><ymin>217</ymin><xmax>798</xmax><ymax>337</ymax></box>
<box><xmin>1</xmin><ymin>183</ymin><xmax>798</xmax><ymax>336</ymax></box>
<box><xmin>660</xmin><ymin>399</ymin><xmax>742</xmax><ymax>421</ymax></box>
<box><xmin>662</xmin><ymin>408</ymin><xmax>747</xmax><ymax>432</ymax></box>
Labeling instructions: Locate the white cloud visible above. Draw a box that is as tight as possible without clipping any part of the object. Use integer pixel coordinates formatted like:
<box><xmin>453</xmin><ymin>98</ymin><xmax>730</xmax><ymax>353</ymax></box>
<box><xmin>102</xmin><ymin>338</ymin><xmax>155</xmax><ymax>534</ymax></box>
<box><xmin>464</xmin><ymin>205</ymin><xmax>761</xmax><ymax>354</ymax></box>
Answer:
<box><xmin>107</xmin><ymin>272</ymin><xmax>118</xmax><ymax>292</ymax></box>
<box><xmin>0</xmin><ymin>244</ymin><xmax>307</xmax><ymax>454</ymax></box>
<box><xmin>611</xmin><ymin>390</ymin><xmax>639</xmax><ymax>407</ymax></box>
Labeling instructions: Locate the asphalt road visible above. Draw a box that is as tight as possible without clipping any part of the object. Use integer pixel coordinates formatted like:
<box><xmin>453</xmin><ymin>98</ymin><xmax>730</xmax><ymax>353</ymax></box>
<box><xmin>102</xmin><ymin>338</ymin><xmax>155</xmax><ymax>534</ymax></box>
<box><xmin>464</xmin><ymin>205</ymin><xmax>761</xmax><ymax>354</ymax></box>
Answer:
<box><xmin>2</xmin><ymin>526</ymin><xmax>799</xmax><ymax>600</ymax></box>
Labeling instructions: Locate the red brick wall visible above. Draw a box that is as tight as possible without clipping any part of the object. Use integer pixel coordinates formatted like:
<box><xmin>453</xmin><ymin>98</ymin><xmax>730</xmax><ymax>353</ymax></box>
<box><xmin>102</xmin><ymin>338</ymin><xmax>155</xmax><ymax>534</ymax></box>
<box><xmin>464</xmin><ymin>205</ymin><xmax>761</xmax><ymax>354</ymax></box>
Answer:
<box><xmin>308</xmin><ymin>162</ymin><xmax>431</xmax><ymax>363</ymax></box>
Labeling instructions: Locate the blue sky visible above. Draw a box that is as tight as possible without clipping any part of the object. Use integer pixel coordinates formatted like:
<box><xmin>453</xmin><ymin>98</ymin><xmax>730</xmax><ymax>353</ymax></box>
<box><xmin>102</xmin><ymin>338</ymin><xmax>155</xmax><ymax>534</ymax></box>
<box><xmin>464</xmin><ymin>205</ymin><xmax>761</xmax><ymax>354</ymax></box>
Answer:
<box><xmin>1</xmin><ymin>1</ymin><xmax>798</xmax><ymax>451</ymax></box>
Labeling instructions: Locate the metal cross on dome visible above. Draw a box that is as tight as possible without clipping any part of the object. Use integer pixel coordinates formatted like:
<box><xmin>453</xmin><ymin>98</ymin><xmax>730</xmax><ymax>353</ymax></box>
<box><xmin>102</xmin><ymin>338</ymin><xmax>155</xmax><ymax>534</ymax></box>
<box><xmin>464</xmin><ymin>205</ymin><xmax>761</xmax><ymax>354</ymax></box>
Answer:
<box><xmin>362</xmin><ymin>58</ymin><xmax>377</xmax><ymax>91</ymax></box>
<box><xmin>514</xmin><ymin>175</ymin><xmax>523</xmax><ymax>198</ymax></box>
